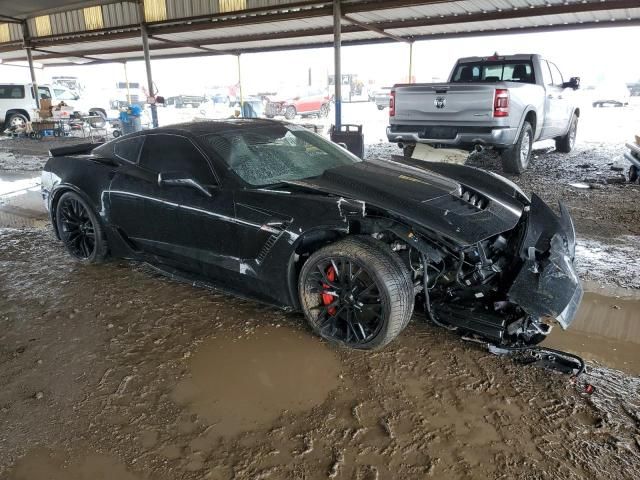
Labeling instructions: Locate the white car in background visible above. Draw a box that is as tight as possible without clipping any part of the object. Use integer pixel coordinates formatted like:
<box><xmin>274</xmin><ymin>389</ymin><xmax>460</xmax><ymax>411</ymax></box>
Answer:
<box><xmin>589</xmin><ymin>83</ymin><xmax>631</xmax><ymax>107</ymax></box>
<box><xmin>0</xmin><ymin>82</ymin><xmax>115</xmax><ymax>129</ymax></box>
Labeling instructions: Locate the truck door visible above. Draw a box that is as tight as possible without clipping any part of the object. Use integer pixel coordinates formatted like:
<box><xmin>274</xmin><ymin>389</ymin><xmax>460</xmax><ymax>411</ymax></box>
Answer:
<box><xmin>548</xmin><ymin>62</ymin><xmax>573</xmax><ymax>134</ymax></box>
<box><xmin>540</xmin><ymin>60</ymin><xmax>563</xmax><ymax>139</ymax></box>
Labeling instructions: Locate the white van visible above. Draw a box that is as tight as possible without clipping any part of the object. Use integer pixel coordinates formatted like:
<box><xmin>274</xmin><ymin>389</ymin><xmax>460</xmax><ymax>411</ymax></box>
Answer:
<box><xmin>0</xmin><ymin>83</ymin><xmax>114</xmax><ymax>129</ymax></box>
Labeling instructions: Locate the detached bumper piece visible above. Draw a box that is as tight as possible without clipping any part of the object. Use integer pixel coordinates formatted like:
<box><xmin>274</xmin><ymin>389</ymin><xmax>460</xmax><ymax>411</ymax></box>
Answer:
<box><xmin>508</xmin><ymin>194</ymin><xmax>583</xmax><ymax>329</ymax></box>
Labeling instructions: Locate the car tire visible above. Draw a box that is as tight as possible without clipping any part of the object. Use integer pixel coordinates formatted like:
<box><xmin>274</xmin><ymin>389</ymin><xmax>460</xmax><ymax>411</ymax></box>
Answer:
<box><xmin>320</xmin><ymin>103</ymin><xmax>329</xmax><ymax>118</ymax></box>
<box><xmin>402</xmin><ymin>144</ymin><xmax>416</xmax><ymax>159</ymax></box>
<box><xmin>298</xmin><ymin>236</ymin><xmax>414</xmax><ymax>350</ymax></box>
<box><xmin>7</xmin><ymin>112</ymin><xmax>29</xmax><ymax>129</ymax></box>
<box><xmin>55</xmin><ymin>191</ymin><xmax>108</xmax><ymax>263</ymax></box>
<box><xmin>630</xmin><ymin>165</ymin><xmax>639</xmax><ymax>183</ymax></box>
<box><xmin>284</xmin><ymin>106</ymin><xmax>297</xmax><ymax>120</ymax></box>
<box><xmin>555</xmin><ymin>114</ymin><xmax>578</xmax><ymax>153</ymax></box>
<box><xmin>501</xmin><ymin>121</ymin><xmax>533</xmax><ymax>174</ymax></box>
<box><xmin>377</xmin><ymin>105</ymin><xmax>385</xmax><ymax>111</ymax></box>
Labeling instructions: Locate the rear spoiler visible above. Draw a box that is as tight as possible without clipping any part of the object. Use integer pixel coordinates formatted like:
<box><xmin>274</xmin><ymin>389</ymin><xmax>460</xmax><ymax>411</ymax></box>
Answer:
<box><xmin>49</xmin><ymin>142</ymin><xmax>103</xmax><ymax>157</ymax></box>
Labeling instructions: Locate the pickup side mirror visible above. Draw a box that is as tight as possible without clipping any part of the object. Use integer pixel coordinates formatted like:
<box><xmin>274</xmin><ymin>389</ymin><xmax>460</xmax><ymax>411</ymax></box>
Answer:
<box><xmin>158</xmin><ymin>171</ymin><xmax>212</xmax><ymax>197</ymax></box>
<box><xmin>563</xmin><ymin>77</ymin><xmax>580</xmax><ymax>90</ymax></box>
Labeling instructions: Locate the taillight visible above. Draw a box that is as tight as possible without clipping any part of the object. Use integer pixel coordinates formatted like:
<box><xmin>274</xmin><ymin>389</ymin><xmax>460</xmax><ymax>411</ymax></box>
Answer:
<box><xmin>389</xmin><ymin>90</ymin><xmax>396</xmax><ymax>117</ymax></box>
<box><xmin>493</xmin><ymin>89</ymin><xmax>509</xmax><ymax>117</ymax></box>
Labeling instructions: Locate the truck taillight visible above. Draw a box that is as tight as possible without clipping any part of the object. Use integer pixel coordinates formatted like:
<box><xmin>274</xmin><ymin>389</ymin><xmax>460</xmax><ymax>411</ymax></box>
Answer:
<box><xmin>493</xmin><ymin>89</ymin><xmax>509</xmax><ymax>117</ymax></box>
<box><xmin>389</xmin><ymin>90</ymin><xmax>396</xmax><ymax>117</ymax></box>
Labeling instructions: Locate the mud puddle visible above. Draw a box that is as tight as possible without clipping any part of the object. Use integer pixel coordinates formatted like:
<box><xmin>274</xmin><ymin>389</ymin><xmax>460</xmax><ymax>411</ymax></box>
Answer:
<box><xmin>7</xmin><ymin>448</ymin><xmax>144</xmax><ymax>480</ymax></box>
<box><xmin>172</xmin><ymin>324</ymin><xmax>341</xmax><ymax>437</ymax></box>
<box><xmin>544</xmin><ymin>290</ymin><xmax>640</xmax><ymax>375</ymax></box>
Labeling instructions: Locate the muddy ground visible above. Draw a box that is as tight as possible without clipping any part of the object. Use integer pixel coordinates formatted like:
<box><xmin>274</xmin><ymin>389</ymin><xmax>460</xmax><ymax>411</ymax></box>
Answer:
<box><xmin>1</xmin><ymin>104</ymin><xmax>640</xmax><ymax>479</ymax></box>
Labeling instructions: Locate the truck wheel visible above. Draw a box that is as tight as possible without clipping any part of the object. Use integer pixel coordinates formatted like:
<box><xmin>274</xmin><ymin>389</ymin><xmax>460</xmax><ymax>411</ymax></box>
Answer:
<box><xmin>298</xmin><ymin>236</ymin><xmax>414</xmax><ymax>350</ymax></box>
<box><xmin>403</xmin><ymin>144</ymin><xmax>416</xmax><ymax>159</ymax></box>
<box><xmin>284</xmin><ymin>106</ymin><xmax>297</xmax><ymax>120</ymax></box>
<box><xmin>501</xmin><ymin>121</ymin><xmax>533</xmax><ymax>174</ymax></box>
<box><xmin>7</xmin><ymin>113</ymin><xmax>29</xmax><ymax>129</ymax></box>
<box><xmin>555</xmin><ymin>115</ymin><xmax>578</xmax><ymax>153</ymax></box>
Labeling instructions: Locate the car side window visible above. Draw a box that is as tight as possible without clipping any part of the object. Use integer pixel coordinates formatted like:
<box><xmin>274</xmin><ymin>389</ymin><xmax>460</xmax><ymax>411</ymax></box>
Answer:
<box><xmin>139</xmin><ymin>134</ymin><xmax>216</xmax><ymax>184</ymax></box>
<box><xmin>114</xmin><ymin>136</ymin><xmax>145</xmax><ymax>164</ymax></box>
<box><xmin>0</xmin><ymin>85</ymin><xmax>25</xmax><ymax>99</ymax></box>
<box><xmin>541</xmin><ymin>60</ymin><xmax>554</xmax><ymax>86</ymax></box>
<box><xmin>548</xmin><ymin>62</ymin><xmax>564</xmax><ymax>87</ymax></box>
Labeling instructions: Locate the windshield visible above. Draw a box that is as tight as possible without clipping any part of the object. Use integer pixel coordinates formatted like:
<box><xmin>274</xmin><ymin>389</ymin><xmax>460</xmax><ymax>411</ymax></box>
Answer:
<box><xmin>452</xmin><ymin>61</ymin><xmax>535</xmax><ymax>84</ymax></box>
<box><xmin>201</xmin><ymin>124</ymin><xmax>361</xmax><ymax>186</ymax></box>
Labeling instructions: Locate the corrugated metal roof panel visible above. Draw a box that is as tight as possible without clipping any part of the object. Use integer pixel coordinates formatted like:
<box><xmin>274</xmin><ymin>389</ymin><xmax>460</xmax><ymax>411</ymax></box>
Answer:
<box><xmin>101</xmin><ymin>2</ymin><xmax>140</xmax><ymax>28</ymax></box>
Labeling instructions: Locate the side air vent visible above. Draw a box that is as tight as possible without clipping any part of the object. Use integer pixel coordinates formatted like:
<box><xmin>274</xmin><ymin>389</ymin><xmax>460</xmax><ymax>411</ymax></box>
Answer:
<box><xmin>459</xmin><ymin>186</ymin><xmax>489</xmax><ymax>210</ymax></box>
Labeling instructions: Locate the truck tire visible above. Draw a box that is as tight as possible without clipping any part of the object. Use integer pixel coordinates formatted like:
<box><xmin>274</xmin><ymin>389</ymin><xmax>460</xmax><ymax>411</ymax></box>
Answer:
<box><xmin>501</xmin><ymin>121</ymin><xmax>533</xmax><ymax>174</ymax></box>
<box><xmin>403</xmin><ymin>144</ymin><xmax>416</xmax><ymax>159</ymax></box>
<box><xmin>298</xmin><ymin>236</ymin><xmax>414</xmax><ymax>350</ymax></box>
<box><xmin>7</xmin><ymin>112</ymin><xmax>29</xmax><ymax>129</ymax></box>
<box><xmin>555</xmin><ymin>114</ymin><xmax>578</xmax><ymax>153</ymax></box>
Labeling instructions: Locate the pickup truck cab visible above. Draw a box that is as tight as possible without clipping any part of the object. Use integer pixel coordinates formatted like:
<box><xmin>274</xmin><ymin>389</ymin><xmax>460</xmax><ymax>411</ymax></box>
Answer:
<box><xmin>0</xmin><ymin>82</ymin><xmax>113</xmax><ymax>129</ymax></box>
<box><xmin>387</xmin><ymin>54</ymin><xmax>580</xmax><ymax>173</ymax></box>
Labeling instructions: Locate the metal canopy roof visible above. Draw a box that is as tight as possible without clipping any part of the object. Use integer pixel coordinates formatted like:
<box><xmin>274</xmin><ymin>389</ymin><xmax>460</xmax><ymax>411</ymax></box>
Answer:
<box><xmin>1</xmin><ymin>0</ymin><xmax>639</xmax><ymax>67</ymax></box>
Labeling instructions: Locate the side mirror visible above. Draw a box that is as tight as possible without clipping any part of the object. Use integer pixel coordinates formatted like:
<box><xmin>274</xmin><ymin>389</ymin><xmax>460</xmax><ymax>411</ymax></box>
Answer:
<box><xmin>158</xmin><ymin>171</ymin><xmax>212</xmax><ymax>197</ymax></box>
<box><xmin>563</xmin><ymin>77</ymin><xmax>580</xmax><ymax>90</ymax></box>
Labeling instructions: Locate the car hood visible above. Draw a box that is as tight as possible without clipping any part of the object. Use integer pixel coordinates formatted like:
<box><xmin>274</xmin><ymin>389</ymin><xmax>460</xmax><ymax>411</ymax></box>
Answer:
<box><xmin>287</xmin><ymin>158</ymin><xmax>526</xmax><ymax>246</ymax></box>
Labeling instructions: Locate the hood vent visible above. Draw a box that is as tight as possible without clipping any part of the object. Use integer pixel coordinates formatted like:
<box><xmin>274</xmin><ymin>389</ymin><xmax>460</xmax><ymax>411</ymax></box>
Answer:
<box><xmin>459</xmin><ymin>186</ymin><xmax>488</xmax><ymax>210</ymax></box>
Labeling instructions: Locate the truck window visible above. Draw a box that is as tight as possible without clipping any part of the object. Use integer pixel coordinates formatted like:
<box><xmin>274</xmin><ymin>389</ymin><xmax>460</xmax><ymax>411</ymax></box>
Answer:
<box><xmin>541</xmin><ymin>61</ymin><xmax>554</xmax><ymax>86</ymax></box>
<box><xmin>452</xmin><ymin>61</ymin><xmax>535</xmax><ymax>84</ymax></box>
<box><xmin>53</xmin><ymin>88</ymin><xmax>77</xmax><ymax>101</ymax></box>
<box><xmin>0</xmin><ymin>85</ymin><xmax>25</xmax><ymax>99</ymax></box>
<box><xmin>548</xmin><ymin>62</ymin><xmax>564</xmax><ymax>87</ymax></box>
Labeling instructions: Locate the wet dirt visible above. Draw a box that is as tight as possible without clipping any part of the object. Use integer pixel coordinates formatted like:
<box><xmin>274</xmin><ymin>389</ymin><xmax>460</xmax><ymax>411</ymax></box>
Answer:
<box><xmin>1</xmin><ymin>228</ymin><xmax>640</xmax><ymax>479</ymax></box>
<box><xmin>544</xmin><ymin>290</ymin><xmax>640</xmax><ymax>376</ymax></box>
<box><xmin>172</xmin><ymin>325</ymin><xmax>341</xmax><ymax>437</ymax></box>
<box><xmin>8</xmin><ymin>448</ymin><xmax>145</xmax><ymax>480</ymax></box>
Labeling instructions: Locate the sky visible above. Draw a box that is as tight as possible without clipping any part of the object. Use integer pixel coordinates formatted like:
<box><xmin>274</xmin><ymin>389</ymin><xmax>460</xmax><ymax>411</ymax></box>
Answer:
<box><xmin>1</xmin><ymin>25</ymin><xmax>638</xmax><ymax>98</ymax></box>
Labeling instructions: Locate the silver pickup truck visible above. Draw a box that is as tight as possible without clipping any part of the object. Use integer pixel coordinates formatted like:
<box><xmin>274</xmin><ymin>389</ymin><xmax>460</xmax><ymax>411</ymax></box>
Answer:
<box><xmin>387</xmin><ymin>54</ymin><xmax>580</xmax><ymax>173</ymax></box>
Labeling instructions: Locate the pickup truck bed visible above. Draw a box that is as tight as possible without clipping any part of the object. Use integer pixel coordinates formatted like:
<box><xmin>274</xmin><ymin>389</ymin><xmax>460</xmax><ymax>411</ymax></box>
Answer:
<box><xmin>387</xmin><ymin>54</ymin><xmax>580</xmax><ymax>173</ymax></box>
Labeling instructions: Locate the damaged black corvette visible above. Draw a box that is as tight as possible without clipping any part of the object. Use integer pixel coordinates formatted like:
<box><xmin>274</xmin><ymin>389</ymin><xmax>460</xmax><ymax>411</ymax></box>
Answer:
<box><xmin>42</xmin><ymin>119</ymin><xmax>583</xmax><ymax>351</ymax></box>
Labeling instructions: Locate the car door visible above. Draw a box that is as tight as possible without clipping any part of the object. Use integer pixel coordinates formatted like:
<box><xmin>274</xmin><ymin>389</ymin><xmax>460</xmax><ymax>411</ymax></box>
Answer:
<box><xmin>548</xmin><ymin>61</ymin><xmax>572</xmax><ymax>133</ymax></box>
<box><xmin>539</xmin><ymin>60</ymin><xmax>562</xmax><ymax>139</ymax></box>
<box><xmin>107</xmin><ymin>132</ymin><xmax>239</xmax><ymax>281</ymax></box>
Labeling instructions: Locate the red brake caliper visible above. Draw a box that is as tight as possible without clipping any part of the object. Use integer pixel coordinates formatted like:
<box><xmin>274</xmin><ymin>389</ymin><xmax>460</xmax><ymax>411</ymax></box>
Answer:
<box><xmin>322</xmin><ymin>266</ymin><xmax>337</xmax><ymax>316</ymax></box>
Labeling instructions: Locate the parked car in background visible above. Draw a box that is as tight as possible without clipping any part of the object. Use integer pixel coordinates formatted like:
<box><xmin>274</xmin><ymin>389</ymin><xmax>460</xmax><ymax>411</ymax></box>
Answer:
<box><xmin>388</xmin><ymin>54</ymin><xmax>581</xmax><ymax>173</ymax></box>
<box><xmin>0</xmin><ymin>83</ymin><xmax>114</xmax><ymax>129</ymax></box>
<box><xmin>265</xmin><ymin>87</ymin><xmax>330</xmax><ymax>119</ymax></box>
<box><xmin>166</xmin><ymin>95</ymin><xmax>207</xmax><ymax>108</ymax></box>
<box><xmin>372</xmin><ymin>87</ymin><xmax>392</xmax><ymax>110</ymax></box>
<box><xmin>589</xmin><ymin>83</ymin><xmax>631</xmax><ymax>107</ymax></box>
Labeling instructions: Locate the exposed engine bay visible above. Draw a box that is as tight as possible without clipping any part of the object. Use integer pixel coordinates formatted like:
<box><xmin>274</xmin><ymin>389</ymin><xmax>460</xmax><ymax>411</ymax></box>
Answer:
<box><xmin>362</xmin><ymin>192</ymin><xmax>583</xmax><ymax>351</ymax></box>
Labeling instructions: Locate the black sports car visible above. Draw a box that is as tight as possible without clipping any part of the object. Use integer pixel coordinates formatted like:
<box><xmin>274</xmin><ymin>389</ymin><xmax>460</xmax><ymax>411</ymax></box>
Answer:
<box><xmin>42</xmin><ymin>119</ymin><xmax>583</xmax><ymax>350</ymax></box>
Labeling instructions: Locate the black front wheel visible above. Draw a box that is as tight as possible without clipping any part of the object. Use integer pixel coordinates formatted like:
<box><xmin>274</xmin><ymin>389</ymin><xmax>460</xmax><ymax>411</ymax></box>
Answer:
<box><xmin>299</xmin><ymin>237</ymin><xmax>413</xmax><ymax>350</ymax></box>
<box><xmin>55</xmin><ymin>191</ymin><xmax>108</xmax><ymax>263</ymax></box>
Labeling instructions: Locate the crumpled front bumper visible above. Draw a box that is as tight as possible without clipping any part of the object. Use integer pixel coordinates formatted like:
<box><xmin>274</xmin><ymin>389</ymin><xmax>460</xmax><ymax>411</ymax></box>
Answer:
<box><xmin>508</xmin><ymin>194</ymin><xmax>583</xmax><ymax>329</ymax></box>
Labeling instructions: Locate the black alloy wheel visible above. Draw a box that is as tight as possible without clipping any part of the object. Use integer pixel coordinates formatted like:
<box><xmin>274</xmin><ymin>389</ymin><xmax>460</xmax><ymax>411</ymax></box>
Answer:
<box><xmin>299</xmin><ymin>237</ymin><xmax>413</xmax><ymax>350</ymax></box>
<box><xmin>56</xmin><ymin>192</ymin><xmax>107</xmax><ymax>262</ymax></box>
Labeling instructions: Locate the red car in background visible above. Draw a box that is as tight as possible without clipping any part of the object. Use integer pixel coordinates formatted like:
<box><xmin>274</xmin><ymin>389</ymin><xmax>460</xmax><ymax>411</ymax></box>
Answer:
<box><xmin>265</xmin><ymin>87</ymin><xmax>330</xmax><ymax>119</ymax></box>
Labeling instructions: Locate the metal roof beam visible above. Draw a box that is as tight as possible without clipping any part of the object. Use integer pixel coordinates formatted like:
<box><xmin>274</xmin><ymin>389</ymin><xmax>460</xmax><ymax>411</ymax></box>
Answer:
<box><xmin>37</xmin><ymin>17</ymin><xmax>640</xmax><ymax>68</ymax></box>
<box><xmin>342</xmin><ymin>14</ymin><xmax>411</xmax><ymax>43</ymax></box>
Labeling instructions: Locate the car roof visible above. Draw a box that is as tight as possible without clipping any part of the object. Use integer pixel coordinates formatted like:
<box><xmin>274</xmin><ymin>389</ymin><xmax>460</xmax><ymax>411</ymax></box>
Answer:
<box><xmin>150</xmin><ymin>118</ymin><xmax>287</xmax><ymax>136</ymax></box>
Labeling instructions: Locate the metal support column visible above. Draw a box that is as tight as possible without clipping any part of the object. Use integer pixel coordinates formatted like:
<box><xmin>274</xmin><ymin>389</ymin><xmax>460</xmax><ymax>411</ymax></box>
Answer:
<box><xmin>237</xmin><ymin>54</ymin><xmax>244</xmax><ymax>118</ymax></box>
<box><xmin>21</xmin><ymin>22</ymin><xmax>39</xmax><ymax>109</ymax></box>
<box><xmin>408</xmin><ymin>41</ymin><xmax>414</xmax><ymax>83</ymax></box>
<box><xmin>137</xmin><ymin>1</ymin><xmax>158</xmax><ymax>127</ymax></box>
<box><xmin>123</xmin><ymin>61</ymin><xmax>132</xmax><ymax>105</ymax></box>
<box><xmin>333</xmin><ymin>0</ymin><xmax>342</xmax><ymax>129</ymax></box>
